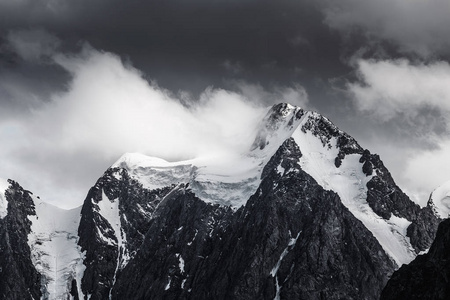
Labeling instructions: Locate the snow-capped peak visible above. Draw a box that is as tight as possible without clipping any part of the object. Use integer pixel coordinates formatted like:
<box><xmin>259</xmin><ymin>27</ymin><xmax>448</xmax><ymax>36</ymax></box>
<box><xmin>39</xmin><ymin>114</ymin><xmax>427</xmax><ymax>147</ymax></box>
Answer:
<box><xmin>112</xmin><ymin>104</ymin><xmax>307</xmax><ymax>208</ymax></box>
<box><xmin>429</xmin><ymin>180</ymin><xmax>450</xmax><ymax>218</ymax></box>
<box><xmin>250</xmin><ymin>103</ymin><xmax>304</xmax><ymax>154</ymax></box>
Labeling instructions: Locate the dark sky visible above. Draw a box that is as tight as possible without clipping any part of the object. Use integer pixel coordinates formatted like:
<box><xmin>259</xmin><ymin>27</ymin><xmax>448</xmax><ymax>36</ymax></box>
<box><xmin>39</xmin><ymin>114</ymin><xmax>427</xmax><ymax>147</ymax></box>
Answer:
<box><xmin>1</xmin><ymin>0</ymin><xmax>450</xmax><ymax>208</ymax></box>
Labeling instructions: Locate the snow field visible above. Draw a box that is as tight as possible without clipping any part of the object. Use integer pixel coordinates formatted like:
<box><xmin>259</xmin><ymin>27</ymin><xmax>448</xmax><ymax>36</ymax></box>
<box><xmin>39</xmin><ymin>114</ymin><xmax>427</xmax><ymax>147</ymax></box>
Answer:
<box><xmin>292</xmin><ymin>120</ymin><xmax>416</xmax><ymax>266</ymax></box>
<box><xmin>27</xmin><ymin>197</ymin><xmax>86</xmax><ymax>300</ymax></box>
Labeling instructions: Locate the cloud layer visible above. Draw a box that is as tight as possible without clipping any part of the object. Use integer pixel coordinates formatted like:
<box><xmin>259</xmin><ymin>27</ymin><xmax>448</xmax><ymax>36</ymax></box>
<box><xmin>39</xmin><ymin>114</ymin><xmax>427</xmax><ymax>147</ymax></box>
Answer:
<box><xmin>321</xmin><ymin>0</ymin><xmax>450</xmax><ymax>57</ymax></box>
<box><xmin>0</xmin><ymin>31</ymin><xmax>311</xmax><ymax>208</ymax></box>
<box><xmin>347</xmin><ymin>58</ymin><xmax>450</xmax><ymax>204</ymax></box>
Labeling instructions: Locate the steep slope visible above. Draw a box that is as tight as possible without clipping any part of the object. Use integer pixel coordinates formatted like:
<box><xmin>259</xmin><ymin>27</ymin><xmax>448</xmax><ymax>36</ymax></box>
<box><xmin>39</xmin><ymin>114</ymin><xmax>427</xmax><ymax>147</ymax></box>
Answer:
<box><xmin>27</xmin><ymin>199</ymin><xmax>85</xmax><ymax>300</ymax></box>
<box><xmin>77</xmin><ymin>167</ymin><xmax>176</xmax><ymax>299</ymax></box>
<box><xmin>0</xmin><ymin>178</ymin><xmax>85</xmax><ymax>300</ymax></box>
<box><xmin>0</xmin><ymin>179</ymin><xmax>41</xmax><ymax>300</ymax></box>
<box><xmin>291</xmin><ymin>111</ymin><xmax>439</xmax><ymax>265</ymax></box>
<box><xmin>381</xmin><ymin>218</ymin><xmax>450</xmax><ymax>300</ymax></box>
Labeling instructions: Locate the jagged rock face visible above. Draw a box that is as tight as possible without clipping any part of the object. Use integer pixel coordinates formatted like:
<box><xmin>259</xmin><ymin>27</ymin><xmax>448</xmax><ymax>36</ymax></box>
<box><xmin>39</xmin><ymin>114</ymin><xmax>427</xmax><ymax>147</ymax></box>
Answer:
<box><xmin>381</xmin><ymin>218</ymin><xmax>450</xmax><ymax>300</ymax></box>
<box><xmin>0</xmin><ymin>180</ymin><xmax>41</xmax><ymax>300</ymax></box>
<box><xmin>110</xmin><ymin>139</ymin><xmax>395</xmax><ymax>300</ymax></box>
<box><xmin>361</xmin><ymin>151</ymin><xmax>440</xmax><ymax>252</ymax></box>
<box><xmin>292</xmin><ymin>109</ymin><xmax>440</xmax><ymax>263</ymax></box>
<box><xmin>78</xmin><ymin>167</ymin><xmax>174</xmax><ymax>299</ymax></box>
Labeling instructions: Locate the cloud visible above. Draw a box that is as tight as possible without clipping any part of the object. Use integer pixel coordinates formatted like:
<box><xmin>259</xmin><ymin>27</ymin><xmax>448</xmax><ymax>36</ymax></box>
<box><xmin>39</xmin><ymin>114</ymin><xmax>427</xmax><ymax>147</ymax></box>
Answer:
<box><xmin>6</xmin><ymin>28</ymin><xmax>60</xmax><ymax>62</ymax></box>
<box><xmin>347</xmin><ymin>59</ymin><xmax>450</xmax><ymax>125</ymax></box>
<box><xmin>404</xmin><ymin>140</ymin><xmax>450</xmax><ymax>205</ymax></box>
<box><xmin>321</xmin><ymin>0</ymin><xmax>450</xmax><ymax>57</ymax></box>
<box><xmin>345</xmin><ymin>58</ymin><xmax>450</xmax><ymax>204</ymax></box>
<box><xmin>0</xmin><ymin>42</ymin><xmax>271</xmax><ymax>208</ymax></box>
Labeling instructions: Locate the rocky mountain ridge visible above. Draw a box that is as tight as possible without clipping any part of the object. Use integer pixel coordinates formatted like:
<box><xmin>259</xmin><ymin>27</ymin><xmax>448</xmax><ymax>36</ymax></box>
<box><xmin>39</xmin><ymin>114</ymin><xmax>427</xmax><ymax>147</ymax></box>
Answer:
<box><xmin>0</xmin><ymin>103</ymin><xmax>443</xmax><ymax>299</ymax></box>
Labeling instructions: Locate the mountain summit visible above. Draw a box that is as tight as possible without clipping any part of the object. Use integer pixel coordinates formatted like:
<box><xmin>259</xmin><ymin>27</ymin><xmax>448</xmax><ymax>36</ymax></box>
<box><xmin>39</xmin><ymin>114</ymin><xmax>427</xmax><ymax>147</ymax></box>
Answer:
<box><xmin>0</xmin><ymin>103</ymin><xmax>441</xmax><ymax>299</ymax></box>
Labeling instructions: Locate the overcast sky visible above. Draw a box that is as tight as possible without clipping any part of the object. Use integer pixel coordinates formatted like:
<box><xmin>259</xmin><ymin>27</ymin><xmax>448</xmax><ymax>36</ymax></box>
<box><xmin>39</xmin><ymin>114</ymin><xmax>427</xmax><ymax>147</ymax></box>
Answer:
<box><xmin>1</xmin><ymin>0</ymin><xmax>450</xmax><ymax>208</ymax></box>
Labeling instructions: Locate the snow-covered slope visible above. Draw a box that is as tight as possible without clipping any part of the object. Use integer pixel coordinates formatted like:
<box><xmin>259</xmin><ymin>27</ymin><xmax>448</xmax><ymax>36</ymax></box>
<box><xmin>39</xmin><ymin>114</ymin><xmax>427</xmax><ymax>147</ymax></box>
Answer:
<box><xmin>27</xmin><ymin>198</ymin><xmax>85</xmax><ymax>300</ymax></box>
<box><xmin>429</xmin><ymin>180</ymin><xmax>450</xmax><ymax>218</ymax></box>
<box><xmin>292</xmin><ymin>112</ymin><xmax>415</xmax><ymax>266</ymax></box>
<box><xmin>114</xmin><ymin>104</ymin><xmax>305</xmax><ymax>209</ymax></box>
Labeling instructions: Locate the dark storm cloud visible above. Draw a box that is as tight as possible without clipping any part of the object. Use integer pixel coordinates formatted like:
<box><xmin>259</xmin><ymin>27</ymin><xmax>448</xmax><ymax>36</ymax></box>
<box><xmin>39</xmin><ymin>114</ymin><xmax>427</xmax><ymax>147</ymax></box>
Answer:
<box><xmin>320</xmin><ymin>0</ymin><xmax>450</xmax><ymax>58</ymax></box>
<box><xmin>0</xmin><ymin>0</ymin><xmax>347</xmax><ymax>106</ymax></box>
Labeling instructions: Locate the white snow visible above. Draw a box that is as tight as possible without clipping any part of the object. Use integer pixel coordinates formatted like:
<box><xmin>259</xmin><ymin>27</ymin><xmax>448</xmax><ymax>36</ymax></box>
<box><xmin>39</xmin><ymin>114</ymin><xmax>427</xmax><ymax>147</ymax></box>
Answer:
<box><xmin>270</xmin><ymin>231</ymin><xmax>301</xmax><ymax>277</ymax></box>
<box><xmin>292</xmin><ymin>114</ymin><xmax>416</xmax><ymax>267</ymax></box>
<box><xmin>0</xmin><ymin>178</ymin><xmax>9</xmax><ymax>219</ymax></box>
<box><xmin>270</xmin><ymin>231</ymin><xmax>301</xmax><ymax>300</ymax></box>
<box><xmin>176</xmin><ymin>253</ymin><xmax>185</xmax><ymax>273</ymax></box>
<box><xmin>112</xmin><ymin>105</ymin><xmax>305</xmax><ymax>209</ymax></box>
<box><xmin>429</xmin><ymin>180</ymin><xmax>450</xmax><ymax>218</ymax></box>
<box><xmin>274</xmin><ymin>276</ymin><xmax>281</xmax><ymax>300</ymax></box>
<box><xmin>187</xmin><ymin>230</ymin><xmax>198</xmax><ymax>246</ymax></box>
<box><xmin>276</xmin><ymin>165</ymin><xmax>285</xmax><ymax>176</ymax></box>
<box><xmin>165</xmin><ymin>277</ymin><xmax>171</xmax><ymax>290</ymax></box>
<box><xmin>96</xmin><ymin>190</ymin><xmax>131</xmax><ymax>299</ymax></box>
<box><xmin>27</xmin><ymin>197</ymin><xmax>86</xmax><ymax>300</ymax></box>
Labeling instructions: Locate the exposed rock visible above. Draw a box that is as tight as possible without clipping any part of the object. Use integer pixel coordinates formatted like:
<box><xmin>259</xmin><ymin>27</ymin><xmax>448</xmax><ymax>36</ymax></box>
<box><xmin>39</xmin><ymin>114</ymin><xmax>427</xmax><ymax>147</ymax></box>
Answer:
<box><xmin>381</xmin><ymin>218</ymin><xmax>450</xmax><ymax>300</ymax></box>
<box><xmin>0</xmin><ymin>180</ymin><xmax>41</xmax><ymax>300</ymax></box>
<box><xmin>78</xmin><ymin>167</ymin><xmax>174</xmax><ymax>299</ymax></box>
<box><xmin>111</xmin><ymin>139</ymin><xmax>395</xmax><ymax>300</ymax></box>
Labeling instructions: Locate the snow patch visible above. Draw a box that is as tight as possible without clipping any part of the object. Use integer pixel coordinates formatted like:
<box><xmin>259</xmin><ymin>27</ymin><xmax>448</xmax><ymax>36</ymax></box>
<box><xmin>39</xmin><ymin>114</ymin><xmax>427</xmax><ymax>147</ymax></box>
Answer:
<box><xmin>271</xmin><ymin>231</ymin><xmax>301</xmax><ymax>300</ymax></box>
<box><xmin>187</xmin><ymin>230</ymin><xmax>198</xmax><ymax>246</ymax></box>
<box><xmin>429</xmin><ymin>180</ymin><xmax>450</xmax><ymax>218</ymax></box>
<box><xmin>97</xmin><ymin>190</ymin><xmax>131</xmax><ymax>297</ymax></box>
<box><xmin>276</xmin><ymin>165</ymin><xmax>285</xmax><ymax>176</ymax></box>
<box><xmin>274</xmin><ymin>276</ymin><xmax>281</xmax><ymax>300</ymax></box>
<box><xmin>176</xmin><ymin>253</ymin><xmax>185</xmax><ymax>273</ymax></box>
<box><xmin>270</xmin><ymin>231</ymin><xmax>301</xmax><ymax>277</ymax></box>
<box><xmin>165</xmin><ymin>277</ymin><xmax>171</xmax><ymax>290</ymax></box>
<box><xmin>0</xmin><ymin>178</ymin><xmax>9</xmax><ymax>219</ymax></box>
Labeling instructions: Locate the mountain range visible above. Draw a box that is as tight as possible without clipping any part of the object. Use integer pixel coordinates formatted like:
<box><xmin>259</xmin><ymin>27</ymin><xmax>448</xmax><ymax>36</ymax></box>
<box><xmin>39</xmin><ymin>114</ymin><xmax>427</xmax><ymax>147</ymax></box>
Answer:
<box><xmin>0</xmin><ymin>103</ymin><xmax>447</xmax><ymax>299</ymax></box>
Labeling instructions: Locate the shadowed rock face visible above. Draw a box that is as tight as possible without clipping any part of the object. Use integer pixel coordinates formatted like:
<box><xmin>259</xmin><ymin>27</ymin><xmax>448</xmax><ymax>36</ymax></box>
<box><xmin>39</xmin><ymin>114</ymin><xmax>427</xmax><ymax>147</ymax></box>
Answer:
<box><xmin>0</xmin><ymin>180</ymin><xmax>41</xmax><ymax>300</ymax></box>
<box><xmin>78</xmin><ymin>168</ymin><xmax>174</xmax><ymax>300</ymax></box>
<box><xmin>381</xmin><ymin>218</ymin><xmax>450</xmax><ymax>300</ymax></box>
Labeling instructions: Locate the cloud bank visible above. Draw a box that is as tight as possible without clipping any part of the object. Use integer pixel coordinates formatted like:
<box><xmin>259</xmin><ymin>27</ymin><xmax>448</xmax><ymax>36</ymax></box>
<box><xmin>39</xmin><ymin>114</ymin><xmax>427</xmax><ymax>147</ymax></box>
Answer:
<box><xmin>321</xmin><ymin>0</ymin><xmax>450</xmax><ymax>57</ymax></box>
<box><xmin>0</xmin><ymin>30</ymin><xmax>309</xmax><ymax>208</ymax></box>
<box><xmin>347</xmin><ymin>58</ymin><xmax>450</xmax><ymax>204</ymax></box>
